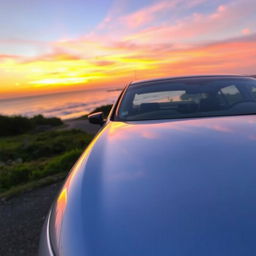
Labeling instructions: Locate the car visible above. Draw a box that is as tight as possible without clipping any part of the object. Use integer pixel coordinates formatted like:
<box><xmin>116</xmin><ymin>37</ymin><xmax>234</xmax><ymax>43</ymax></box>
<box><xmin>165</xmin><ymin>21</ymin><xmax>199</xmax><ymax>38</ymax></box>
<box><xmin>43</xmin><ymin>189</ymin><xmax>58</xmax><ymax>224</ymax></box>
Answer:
<box><xmin>39</xmin><ymin>75</ymin><xmax>256</xmax><ymax>256</ymax></box>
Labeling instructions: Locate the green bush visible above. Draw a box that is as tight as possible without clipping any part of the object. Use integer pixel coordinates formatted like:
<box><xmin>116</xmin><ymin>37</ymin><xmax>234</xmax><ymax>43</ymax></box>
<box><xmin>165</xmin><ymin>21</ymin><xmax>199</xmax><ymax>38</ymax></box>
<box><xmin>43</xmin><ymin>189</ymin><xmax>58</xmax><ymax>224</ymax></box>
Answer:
<box><xmin>0</xmin><ymin>129</ymin><xmax>92</xmax><ymax>162</ymax></box>
<box><xmin>0</xmin><ymin>149</ymin><xmax>83</xmax><ymax>190</ymax></box>
<box><xmin>24</xmin><ymin>130</ymin><xmax>91</xmax><ymax>160</ymax></box>
<box><xmin>0</xmin><ymin>129</ymin><xmax>93</xmax><ymax>192</ymax></box>
<box><xmin>0</xmin><ymin>114</ymin><xmax>63</xmax><ymax>137</ymax></box>
<box><xmin>0</xmin><ymin>115</ymin><xmax>33</xmax><ymax>136</ymax></box>
<box><xmin>40</xmin><ymin>149</ymin><xmax>83</xmax><ymax>177</ymax></box>
<box><xmin>31</xmin><ymin>115</ymin><xmax>63</xmax><ymax>127</ymax></box>
<box><xmin>0</xmin><ymin>163</ymin><xmax>35</xmax><ymax>189</ymax></box>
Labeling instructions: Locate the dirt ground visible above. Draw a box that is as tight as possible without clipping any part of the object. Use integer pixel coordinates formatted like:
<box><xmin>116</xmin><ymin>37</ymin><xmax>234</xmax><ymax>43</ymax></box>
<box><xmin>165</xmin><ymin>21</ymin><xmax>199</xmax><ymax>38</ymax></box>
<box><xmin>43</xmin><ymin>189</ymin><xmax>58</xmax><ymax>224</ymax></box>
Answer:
<box><xmin>0</xmin><ymin>182</ymin><xmax>62</xmax><ymax>256</ymax></box>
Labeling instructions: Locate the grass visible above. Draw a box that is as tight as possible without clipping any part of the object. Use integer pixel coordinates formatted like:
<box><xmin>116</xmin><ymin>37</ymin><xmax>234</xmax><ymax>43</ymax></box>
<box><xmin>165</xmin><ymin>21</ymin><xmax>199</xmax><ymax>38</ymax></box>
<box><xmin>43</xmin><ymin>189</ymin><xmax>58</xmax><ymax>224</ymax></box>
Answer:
<box><xmin>0</xmin><ymin>105</ymin><xmax>111</xmax><ymax>199</ymax></box>
<box><xmin>0</xmin><ymin>129</ymin><xmax>93</xmax><ymax>198</ymax></box>
<box><xmin>0</xmin><ymin>172</ymin><xmax>67</xmax><ymax>200</ymax></box>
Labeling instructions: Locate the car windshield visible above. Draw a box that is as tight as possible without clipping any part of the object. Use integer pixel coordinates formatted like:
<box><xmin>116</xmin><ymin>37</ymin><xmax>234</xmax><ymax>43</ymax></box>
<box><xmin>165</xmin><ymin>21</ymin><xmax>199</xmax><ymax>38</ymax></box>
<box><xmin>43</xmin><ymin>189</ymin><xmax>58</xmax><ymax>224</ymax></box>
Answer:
<box><xmin>116</xmin><ymin>77</ymin><xmax>256</xmax><ymax>121</ymax></box>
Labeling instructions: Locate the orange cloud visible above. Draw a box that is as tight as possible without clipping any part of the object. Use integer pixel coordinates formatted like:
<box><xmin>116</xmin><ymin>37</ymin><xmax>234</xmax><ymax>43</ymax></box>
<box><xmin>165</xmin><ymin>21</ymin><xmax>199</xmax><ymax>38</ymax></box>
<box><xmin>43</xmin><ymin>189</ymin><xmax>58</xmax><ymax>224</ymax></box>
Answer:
<box><xmin>0</xmin><ymin>0</ymin><xmax>256</xmax><ymax>99</ymax></box>
<box><xmin>1</xmin><ymin>33</ymin><xmax>256</xmax><ymax>98</ymax></box>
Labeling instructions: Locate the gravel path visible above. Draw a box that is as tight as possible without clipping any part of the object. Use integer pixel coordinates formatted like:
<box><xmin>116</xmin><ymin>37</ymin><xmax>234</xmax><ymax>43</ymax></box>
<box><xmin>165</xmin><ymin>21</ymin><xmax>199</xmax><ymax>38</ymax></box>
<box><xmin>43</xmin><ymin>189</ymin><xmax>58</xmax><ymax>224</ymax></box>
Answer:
<box><xmin>0</xmin><ymin>182</ymin><xmax>63</xmax><ymax>256</ymax></box>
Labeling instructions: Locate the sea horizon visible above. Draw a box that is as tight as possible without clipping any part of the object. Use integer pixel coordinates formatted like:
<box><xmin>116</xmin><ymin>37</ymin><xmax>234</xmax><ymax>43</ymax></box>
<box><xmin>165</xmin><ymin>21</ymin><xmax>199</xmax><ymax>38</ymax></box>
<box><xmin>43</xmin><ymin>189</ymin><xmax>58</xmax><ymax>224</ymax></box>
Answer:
<box><xmin>0</xmin><ymin>87</ymin><xmax>122</xmax><ymax>120</ymax></box>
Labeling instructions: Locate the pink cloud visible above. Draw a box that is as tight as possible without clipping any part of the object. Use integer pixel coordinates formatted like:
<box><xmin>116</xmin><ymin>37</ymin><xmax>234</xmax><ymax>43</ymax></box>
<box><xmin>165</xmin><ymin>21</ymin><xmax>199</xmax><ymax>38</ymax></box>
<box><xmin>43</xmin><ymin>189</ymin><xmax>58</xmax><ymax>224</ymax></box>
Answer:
<box><xmin>0</xmin><ymin>54</ymin><xmax>24</xmax><ymax>63</ymax></box>
<box><xmin>123</xmin><ymin>0</ymin><xmax>256</xmax><ymax>45</ymax></box>
<box><xmin>94</xmin><ymin>0</ymin><xmax>212</xmax><ymax>39</ymax></box>
<box><xmin>120</xmin><ymin>1</ymin><xmax>179</xmax><ymax>29</ymax></box>
<box><xmin>1</xmin><ymin>0</ymin><xmax>256</xmax><ymax>97</ymax></box>
<box><xmin>242</xmin><ymin>28</ymin><xmax>252</xmax><ymax>35</ymax></box>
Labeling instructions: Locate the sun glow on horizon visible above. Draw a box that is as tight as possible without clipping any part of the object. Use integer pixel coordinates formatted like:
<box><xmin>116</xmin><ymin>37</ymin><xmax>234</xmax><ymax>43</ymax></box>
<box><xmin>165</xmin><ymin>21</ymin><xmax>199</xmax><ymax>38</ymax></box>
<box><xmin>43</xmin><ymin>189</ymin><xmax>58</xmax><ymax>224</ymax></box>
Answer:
<box><xmin>0</xmin><ymin>0</ymin><xmax>255</xmax><ymax>98</ymax></box>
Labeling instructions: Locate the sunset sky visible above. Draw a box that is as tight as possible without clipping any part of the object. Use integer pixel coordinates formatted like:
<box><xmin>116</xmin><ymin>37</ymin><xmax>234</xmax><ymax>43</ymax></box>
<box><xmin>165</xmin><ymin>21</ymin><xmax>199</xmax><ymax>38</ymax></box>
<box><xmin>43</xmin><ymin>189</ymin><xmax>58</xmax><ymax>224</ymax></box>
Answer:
<box><xmin>0</xmin><ymin>0</ymin><xmax>256</xmax><ymax>98</ymax></box>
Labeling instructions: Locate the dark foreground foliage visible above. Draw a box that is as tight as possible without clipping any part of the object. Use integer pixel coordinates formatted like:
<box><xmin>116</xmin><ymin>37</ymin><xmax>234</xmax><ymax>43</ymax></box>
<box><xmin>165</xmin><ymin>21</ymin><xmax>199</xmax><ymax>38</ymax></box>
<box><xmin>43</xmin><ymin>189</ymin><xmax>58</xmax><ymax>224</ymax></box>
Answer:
<box><xmin>0</xmin><ymin>105</ymin><xmax>111</xmax><ymax>194</ymax></box>
<box><xmin>0</xmin><ymin>114</ymin><xmax>63</xmax><ymax>136</ymax></box>
<box><xmin>78</xmin><ymin>104</ymin><xmax>113</xmax><ymax>120</ymax></box>
<box><xmin>0</xmin><ymin>129</ymin><xmax>93</xmax><ymax>192</ymax></box>
<box><xmin>90</xmin><ymin>104</ymin><xmax>113</xmax><ymax>118</ymax></box>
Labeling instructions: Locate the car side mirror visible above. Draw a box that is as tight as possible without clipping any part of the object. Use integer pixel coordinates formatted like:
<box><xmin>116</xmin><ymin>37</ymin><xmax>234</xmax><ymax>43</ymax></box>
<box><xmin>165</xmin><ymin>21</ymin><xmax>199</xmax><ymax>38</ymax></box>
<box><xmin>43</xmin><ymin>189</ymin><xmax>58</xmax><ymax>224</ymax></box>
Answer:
<box><xmin>88</xmin><ymin>112</ymin><xmax>105</xmax><ymax>125</ymax></box>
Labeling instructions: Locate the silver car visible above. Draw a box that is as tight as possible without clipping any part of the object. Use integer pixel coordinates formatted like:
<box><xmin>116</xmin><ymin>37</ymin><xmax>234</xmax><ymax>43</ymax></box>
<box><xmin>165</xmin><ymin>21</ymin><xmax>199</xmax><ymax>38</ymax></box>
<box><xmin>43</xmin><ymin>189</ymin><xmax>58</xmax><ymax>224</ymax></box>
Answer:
<box><xmin>39</xmin><ymin>75</ymin><xmax>256</xmax><ymax>256</ymax></box>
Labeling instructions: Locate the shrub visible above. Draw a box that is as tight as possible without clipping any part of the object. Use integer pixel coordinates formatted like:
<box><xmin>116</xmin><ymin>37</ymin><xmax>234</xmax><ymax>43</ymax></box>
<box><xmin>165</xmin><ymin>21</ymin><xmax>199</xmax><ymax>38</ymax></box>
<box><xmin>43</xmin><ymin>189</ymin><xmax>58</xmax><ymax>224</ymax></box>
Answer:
<box><xmin>0</xmin><ymin>118</ymin><xmax>94</xmax><ymax>193</ymax></box>
<box><xmin>23</xmin><ymin>130</ymin><xmax>91</xmax><ymax>160</ymax></box>
<box><xmin>31</xmin><ymin>115</ymin><xmax>63</xmax><ymax>127</ymax></box>
<box><xmin>90</xmin><ymin>104</ymin><xmax>112</xmax><ymax>118</ymax></box>
<box><xmin>0</xmin><ymin>163</ymin><xmax>34</xmax><ymax>189</ymax></box>
<box><xmin>0</xmin><ymin>149</ymin><xmax>83</xmax><ymax>190</ymax></box>
<box><xmin>0</xmin><ymin>129</ymin><xmax>92</xmax><ymax>162</ymax></box>
<box><xmin>40</xmin><ymin>149</ymin><xmax>83</xmax><ymax>177</ymax></box>
<box><xmin>0</xmin><ymin>114</ymin><xmax>63</xmax><ymax>137</ymax></box>
<box><xmin>0</xmin><ymin>115</ymin><xmax>32</xmax><ymax>136</ymax></box>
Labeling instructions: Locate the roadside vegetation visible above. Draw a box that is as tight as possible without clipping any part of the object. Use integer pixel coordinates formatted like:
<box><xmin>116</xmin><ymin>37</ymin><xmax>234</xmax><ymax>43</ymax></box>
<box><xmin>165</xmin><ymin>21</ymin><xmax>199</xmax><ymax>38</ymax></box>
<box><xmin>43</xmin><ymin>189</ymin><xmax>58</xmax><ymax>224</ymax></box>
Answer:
<box><xmin>0</xmin><ymin>105</ymin><xmax>114</xmax><ymax>198</ymax></box>
<box><xmin>0</xmin><ymin>129</ymin><xmax>93</xmax><ymax>196</ymax></box>
<box><xmin>0</xmin><ymin>105</ymin><xmax>113</xmax><ymax>198</ymax></box>
<box><xmin>0</xmin><ymin>114</ymin><xmax>63</xmax><ymax>136</ymax></box>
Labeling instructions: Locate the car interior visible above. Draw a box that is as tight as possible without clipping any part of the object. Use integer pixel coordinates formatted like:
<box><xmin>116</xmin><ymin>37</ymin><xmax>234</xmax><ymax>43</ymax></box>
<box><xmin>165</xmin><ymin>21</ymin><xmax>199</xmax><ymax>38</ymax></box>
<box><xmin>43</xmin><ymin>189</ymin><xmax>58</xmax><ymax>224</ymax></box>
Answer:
<box><xmin>118</xmin><ymin>80</ymin><xmax>256</xmax><ymax>120</ymax></box>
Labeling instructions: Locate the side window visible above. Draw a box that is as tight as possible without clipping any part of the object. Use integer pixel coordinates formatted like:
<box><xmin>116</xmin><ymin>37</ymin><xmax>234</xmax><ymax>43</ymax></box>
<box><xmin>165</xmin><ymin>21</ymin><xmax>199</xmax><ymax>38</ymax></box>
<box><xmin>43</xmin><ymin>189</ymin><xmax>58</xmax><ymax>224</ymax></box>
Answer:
<box><xmin>220</xmin><ymin>85</ymin><xmax>243</xmax><ymax>104</ymax></box>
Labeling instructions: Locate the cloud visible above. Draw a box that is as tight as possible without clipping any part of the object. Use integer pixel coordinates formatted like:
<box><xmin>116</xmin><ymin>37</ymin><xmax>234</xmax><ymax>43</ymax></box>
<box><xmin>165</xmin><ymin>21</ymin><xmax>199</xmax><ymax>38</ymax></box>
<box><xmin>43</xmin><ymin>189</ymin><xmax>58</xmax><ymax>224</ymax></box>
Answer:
<box><xmin>242</xmin><ymin>28</ymin><xmax>252</xmax><ymax>35</ymax></box>
<box><xmin>90</xmin><ymin>60</ymin><xmax>116</xmax><ymax>67</ymax></box>
<box><xmin>2</xmin><ymin>32</ymin><xmax>255</xmax><ymax>97</ymax></box>
<box><xmin>154</xmin><ymin>35</ymin><xmax>256</xmax><ymax>75</ymax></box>
<box><xmin>123</xmin><ymin>0</ymin><xmax>256</xmax><ymax>45</ymax></box>
<box><xmin>92</xmin><ymin>0</ymin><xmax>212</xmax><ymax>40</ymax></box>
<box><xmin>0</xmin><ymin>38</ymin><xmax>51</xmax><ymax>57</ymax></box>
<box><xmin>120</xmin><ymin>1</ymin><xmax>180</xmax><ymax>29</ymax></box>
<box><xmin>1</xmin><ymin>0</ymin><xmax>256</xmax><ymax>97</ymax></box>
<box><xmin>0</xmin><ymin>54</ymin><xmax>21</xmax><ymax>62</ymax></box>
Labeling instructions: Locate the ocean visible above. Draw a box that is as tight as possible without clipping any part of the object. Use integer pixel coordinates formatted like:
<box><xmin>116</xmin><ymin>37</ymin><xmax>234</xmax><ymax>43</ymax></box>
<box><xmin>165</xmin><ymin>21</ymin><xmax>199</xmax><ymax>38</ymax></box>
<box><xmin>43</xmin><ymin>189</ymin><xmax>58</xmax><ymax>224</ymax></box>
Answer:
<box><xmin>0</xmin><ymin>87</ymin><xmax>122</xmax><ymax>120</ymax></box>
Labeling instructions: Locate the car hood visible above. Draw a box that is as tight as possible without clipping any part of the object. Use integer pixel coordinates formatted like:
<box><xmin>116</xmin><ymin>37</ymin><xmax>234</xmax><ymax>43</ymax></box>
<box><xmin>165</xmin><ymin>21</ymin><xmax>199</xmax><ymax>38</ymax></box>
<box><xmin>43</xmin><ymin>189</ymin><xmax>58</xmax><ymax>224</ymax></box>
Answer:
<box><xmin>51</xmin><ymin>115</ymin><xmax>256</xmax><ymax>256</ymax></box>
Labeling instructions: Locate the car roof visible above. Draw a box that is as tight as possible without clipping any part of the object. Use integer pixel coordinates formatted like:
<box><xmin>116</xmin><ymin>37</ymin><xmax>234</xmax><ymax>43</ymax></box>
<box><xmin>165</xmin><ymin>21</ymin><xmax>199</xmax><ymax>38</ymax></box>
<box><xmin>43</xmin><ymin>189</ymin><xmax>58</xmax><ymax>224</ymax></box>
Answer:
<box><xmin>130</xmin><ymin>75</ymin><xmax>254</xmax><ymax>87</ymax></box>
